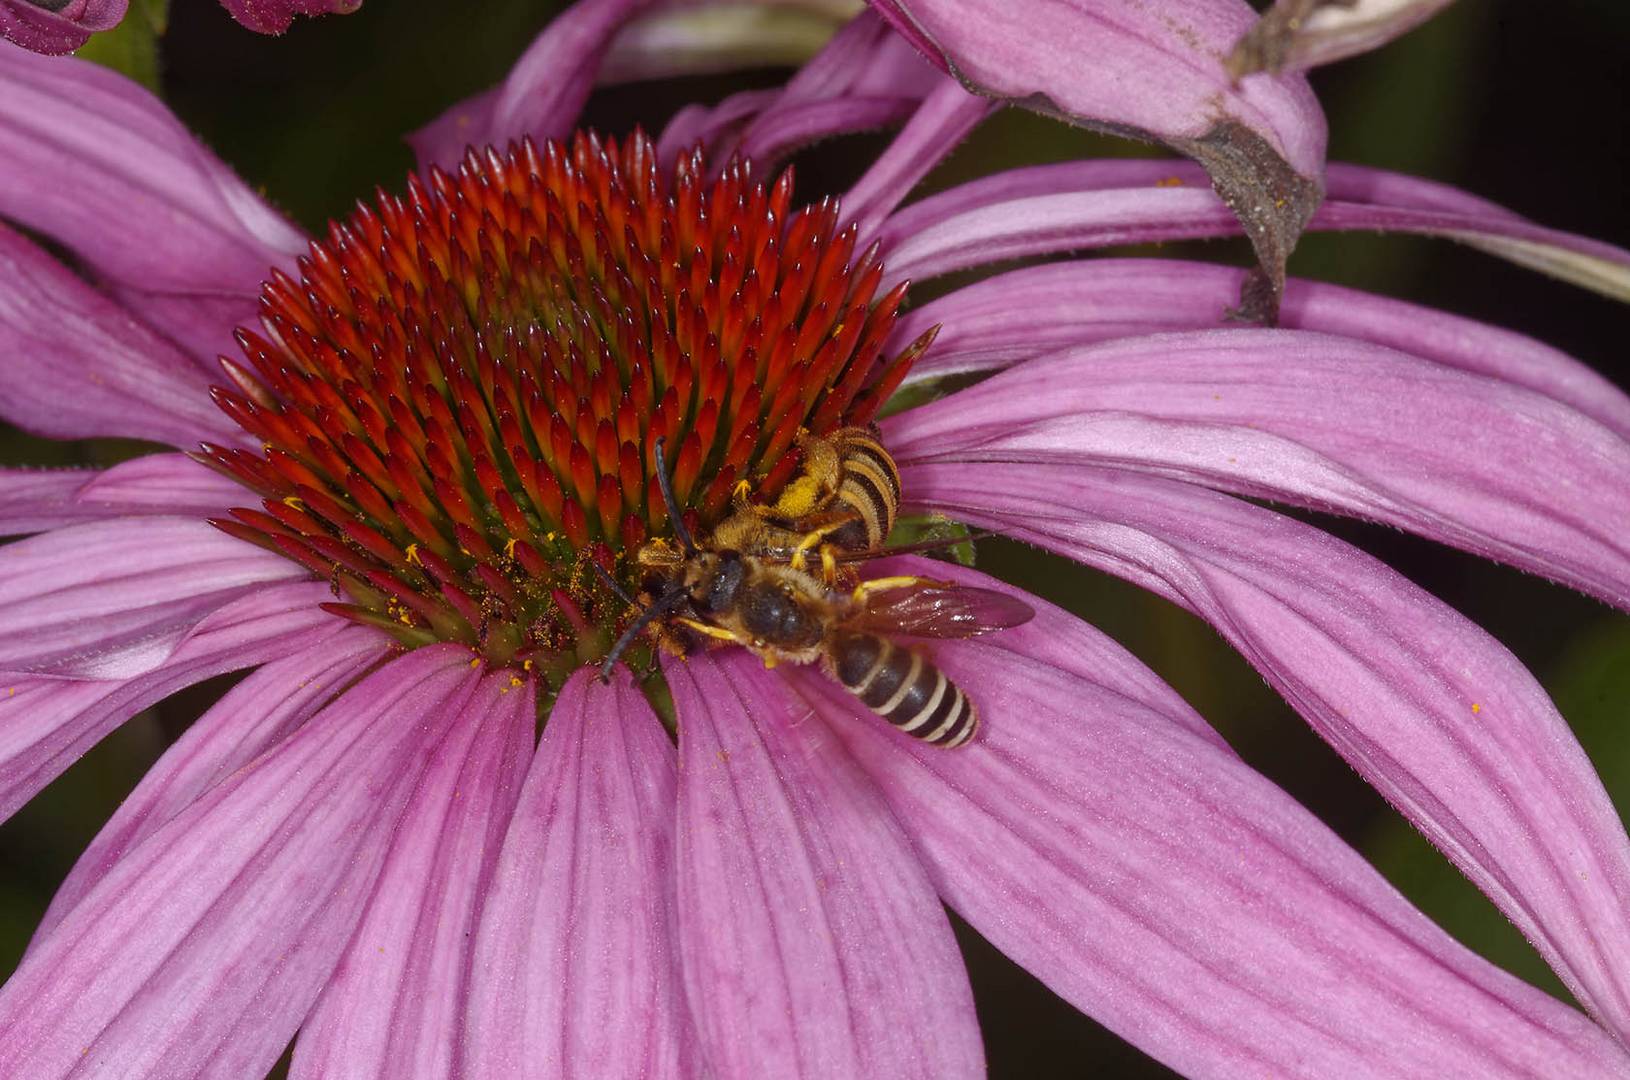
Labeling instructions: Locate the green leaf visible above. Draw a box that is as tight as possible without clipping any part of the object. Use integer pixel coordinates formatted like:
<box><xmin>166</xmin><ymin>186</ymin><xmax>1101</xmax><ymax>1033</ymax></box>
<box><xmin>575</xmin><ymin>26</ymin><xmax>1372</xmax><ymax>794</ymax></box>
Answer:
<box><xmin>74</xmin><ymin>0</ymin><xmax>170</xmax><ymax>93</ymax></box>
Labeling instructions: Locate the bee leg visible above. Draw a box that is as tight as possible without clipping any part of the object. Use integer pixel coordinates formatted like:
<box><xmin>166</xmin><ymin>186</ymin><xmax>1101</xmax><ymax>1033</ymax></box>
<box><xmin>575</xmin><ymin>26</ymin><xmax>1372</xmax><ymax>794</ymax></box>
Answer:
<box><xmin>789</xmin><ymin>518</ymin><xmax>851</xmax><ymax>573</ymax></box>
<box><xmin>819</xmin><ymin>545</ymin><xmax>839</xmax><ymax>585</ymax></box>
<box><xmin>851</xmin><ymin>575</ymin><xmax>928</xmax><ymax>603</ymax></box>
<box><xmin>675</xmin><ymin>617</ymin><xmax>747</xmax><ymax>644</ymax></box>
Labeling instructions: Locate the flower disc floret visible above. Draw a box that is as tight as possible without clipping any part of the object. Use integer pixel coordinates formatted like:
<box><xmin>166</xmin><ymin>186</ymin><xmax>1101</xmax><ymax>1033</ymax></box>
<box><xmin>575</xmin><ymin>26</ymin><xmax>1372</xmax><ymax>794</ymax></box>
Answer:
<box><xmin>200</xmin><ymin>130</ymin><xmax>932</xmax><ymax>670</ymax></box>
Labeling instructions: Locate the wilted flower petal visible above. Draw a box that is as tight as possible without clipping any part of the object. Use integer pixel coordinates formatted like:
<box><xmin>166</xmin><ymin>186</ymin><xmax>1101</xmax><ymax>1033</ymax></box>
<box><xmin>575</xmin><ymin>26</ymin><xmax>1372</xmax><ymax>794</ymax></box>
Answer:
<box><xmin>1229</xmin><ymin>0</ymin><xmax>1458</xmax><ymax>76</ymax></box>
<box><xmin>0</xmin><ymin>226</ymin><xmax>241</xmax><ymax>447</ymax></box>
<box><xmin>670</xmin><ymin>653</ymin><xmax>984</xmax><ymax>1080</ymax></box>
<box><xmin>904</xmin><ymin>462</ymin><xmax>1630</xmax><ymax>1041</ymax></box>
<box><xmin>893</xmin><ymin>259</ymin><xmax>1630</xmax><ymax>438</ymax></box>
<box><xmin>0</xmin><ymin>455</ymin><xmax>247</xmax><ymax>538</ymax></box>
<box><xmin>598</xmin><ymin>0</ymin><xmax>862</xmax><ymax>84</ymax></box>
<box><xmin>217</xmin><ymin>0</ymin><xmax>360</xmax><ymax>35</ymax></box>
<box><xmin>0</xmin><ymin>580</ymin><xmax>342</xmax><ymax>831</ymax></box>
<box><xmin>891</xmin><ymin>329</ymin><xmax>1630</xmax><ymax>610</ymax></box>
<box><xmin>290</xmin><ymin>671</ymin><xmax>534</xmax><ymax>1080</ymax></box>
<box><xmin>785</xmin><ymin>564</ymin><xmax>1630</xmax><ymax>1077</ymax></box>
<box><xmin>865</xmin><ymin>0</ymin><xmax>1326</xmax><ymax>304</ymax></box>
<box><xmin>461</xmin><ymin>670</ymin><xmax>696</xmax><ymax>1079</ymax></box>
<box><xmin>0</xmin><ymin>647</ymin><xmax>481</xmax><ymax>1080</ymax></box>
<box><xmin>0</xmin><ymin>0</ymin><xmax>125</xmax><ymax>55</ymax></box>
<box><xmin>32</xmin><ymin>627</ymin><xmax>389</xmax><ymax>942</ymax></box>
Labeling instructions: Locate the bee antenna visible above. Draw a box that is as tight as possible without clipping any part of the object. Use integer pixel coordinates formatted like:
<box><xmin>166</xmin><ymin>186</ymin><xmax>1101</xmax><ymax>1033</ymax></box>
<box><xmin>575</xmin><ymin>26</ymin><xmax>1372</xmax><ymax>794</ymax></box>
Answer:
<box><xmin>598</xmin><ymin>582</ymin><xmax>689</xmax><ymax>683</ymax></box>
<box><xmin>653</xmin><ymin>437</ymin><xmax>697</xmax><ymax>555</ymax></box>
<box><xmin>588</xmin><ymin>559</ymin><xmax>634</xmax><ymax>605</ymax></box>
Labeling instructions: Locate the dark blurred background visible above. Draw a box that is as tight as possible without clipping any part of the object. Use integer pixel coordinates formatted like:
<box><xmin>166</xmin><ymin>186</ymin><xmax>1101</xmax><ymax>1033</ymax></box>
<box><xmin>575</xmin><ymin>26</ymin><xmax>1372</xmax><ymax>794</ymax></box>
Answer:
<box><xmin>1</xmin><ymin>1</ymin><xmax>1626</xmax><ymax>1075</ymax></box>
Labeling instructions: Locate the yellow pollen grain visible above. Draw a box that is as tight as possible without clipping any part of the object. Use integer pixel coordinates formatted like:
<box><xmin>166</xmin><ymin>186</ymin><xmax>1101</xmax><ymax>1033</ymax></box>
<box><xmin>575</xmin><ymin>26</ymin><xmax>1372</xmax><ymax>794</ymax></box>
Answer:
<box><xmin>1155</xmin><ymin>176</ymin><xmax>1185</xmax><ymax>188</ymax></box>
<box><xmin>509</xmin><ymin>675</ymin><xmax>524</xmax><ymax>688</ymax></box>
<box><xmin>523</xmin><ymin>659</ymin><xmax>534</xmax><ymax>671</ymax></box>
<box><xmin>504</xmin><ymin>538</ymin><xmax>517</xmax><ymax>558</ymax></box>
<box><xmin>1471</xmin><ymin>702</ymin><xmax>1482</xmax><ymax>714</ymax></box>
<box><xmin>470</xmin><ymin>657</ymin><xmax>482</xmax><ymax>668</ymax></box>
<box><xmin>405</xmin><ymin>544</ymin><xmax>421</xmax><ymax>565</ymax></box>
<box><xmin>281</xmin><ymin>495</ymin><xmax>305</xmax><ymax>510</ymax></box>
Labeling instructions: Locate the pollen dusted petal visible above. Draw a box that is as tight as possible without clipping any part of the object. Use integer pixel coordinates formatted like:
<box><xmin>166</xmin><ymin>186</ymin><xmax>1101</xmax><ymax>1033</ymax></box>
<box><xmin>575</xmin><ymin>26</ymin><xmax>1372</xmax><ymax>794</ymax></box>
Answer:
<box><xmin>213</xmin><ymin>131</ymin><xmax>919</xmax><ymax>666</ymax></box>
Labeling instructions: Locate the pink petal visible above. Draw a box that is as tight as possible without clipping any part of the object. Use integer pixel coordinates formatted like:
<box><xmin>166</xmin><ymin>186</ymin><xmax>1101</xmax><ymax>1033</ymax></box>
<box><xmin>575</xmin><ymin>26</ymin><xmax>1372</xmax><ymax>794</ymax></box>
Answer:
<box><xmin>0</xmin><ymin>50</ymin><xmax>304</xmax><ymax>350</ymax></box>
<box><xmin>0</xmin><ymin>0</ymin><xmax>125</xmax><ymax>54</ymax></box>
<box><xmin>874</xmin><ymin>158</ymin><xmax>1630</xmax><ymax>302</ymax></box>
<box><xmin>0</xmin><ymin>646</ymin><xmax>481</xmax><ymax>1080</ymax></box>
<box><xmin>864</xmin><ymin>0</ymin><xmax>1327</xmax><ymax>302</ymax></box>
<box><xmin>0</xmin><ymin>581</ymin><xmax>340</xmax><ymax>824</ymax></box>
<box><xmin>0</xmin><ymin>454</ymin><xmax>247</xmax><ymax>537</ymax></box>
<box><xmin>216</xmin><ymin>0</ymin><xmax>360</xmax><ymax>35</ymax></box>
<box><xmin>904</xmin><ymin>461</ymin><xmax>1630</xmax><ymax>1042</ymax></box>
<box><xmin>1229</xmin><ymin>0</ymin><xmax>1459</xmax><ymax>76</ymax></box>
<box><xmin>843</xmin><ymin>78</ymin><xmax>994</xmax><ymax>237</ymax></box>
<box><xmin>461</xmin><ymin>669</ymin><xmax>695</xmax><ymax>1079</ymax></box>
<box><xmin>33</xmin><ymin>626</ymin><xmax>390</xmax><ymax>942</ymax></box>
<box><xmin>656</xmin><ymin>9</ymin><xmax>939</xmax><ymax>168</ymax></box>
<box><xmin>783</xmin><ymin>565</ymin><xmax>1629</xmax><ymax>1077</ymax></box>
<box><xmin>669</xmin><ymin>652</ymin><xmax>984</xmax><ymax>1079</ymax></box>
<box><xmin>888</xmin><ymin>328</ymin><xmax>1630</xmax><ymax>611</ymax></box>
<box><xmin>0</xmin><ymin>225</ymin><xmax>243</xmax><ymax>448</ymax></box>
<box><xmin>409</xmin><ymin>0</ymin><xmax>647</xmax><ymax>168</ymax></box>
<box><xmin>891</xmin><ymin>259</ymin><xmax>1630</xmax><ymax>439</ymax></box>
<box><xmin>0</xmin><ymin>517</ymin><xmax>308</xmax><ymax>676</ymax></box>
<box><xmin>291</xmin><ymin>667</ymin><xmax>534</xmax><ymax>1080</ymax></box>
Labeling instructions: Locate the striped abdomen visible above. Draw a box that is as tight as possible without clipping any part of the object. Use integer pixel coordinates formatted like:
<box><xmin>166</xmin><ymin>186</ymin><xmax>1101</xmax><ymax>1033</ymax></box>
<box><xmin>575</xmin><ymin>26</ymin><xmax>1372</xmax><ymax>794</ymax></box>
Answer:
<box><xmin>823</xmin><ymin>430</ymin><xmax>900</xmax><ymax>554</ymax></box>
<box><xmin>828</xmin><ymin>631</ymin><xmax>976</xmax><ymax>748</ymax></box>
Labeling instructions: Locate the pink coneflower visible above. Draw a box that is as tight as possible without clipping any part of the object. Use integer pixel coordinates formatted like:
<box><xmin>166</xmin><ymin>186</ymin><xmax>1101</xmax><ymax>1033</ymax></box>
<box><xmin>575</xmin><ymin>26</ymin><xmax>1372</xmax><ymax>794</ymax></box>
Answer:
<box><xmin>2</xmin><ymin>1</ymin><xmax>1629</xmax><ymax>1077</ymax></box>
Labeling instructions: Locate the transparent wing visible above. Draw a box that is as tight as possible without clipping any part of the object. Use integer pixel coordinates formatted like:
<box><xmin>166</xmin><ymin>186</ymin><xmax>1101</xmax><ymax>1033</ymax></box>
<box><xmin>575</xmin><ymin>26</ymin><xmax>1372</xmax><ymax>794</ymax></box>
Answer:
<box><xmin>851</xmin><ymin>579</ymin><xmax>1036</xmax><ymax>640</ymax></box>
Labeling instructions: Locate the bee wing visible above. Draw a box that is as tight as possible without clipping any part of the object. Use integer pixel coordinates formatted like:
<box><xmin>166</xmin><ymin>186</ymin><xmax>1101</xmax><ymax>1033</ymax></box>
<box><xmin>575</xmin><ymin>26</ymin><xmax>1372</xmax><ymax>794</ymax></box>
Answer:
<box><xmin>852</xmin><ymin>581</ymin><xmax>1036</xmax><ymax>640</ymax></box>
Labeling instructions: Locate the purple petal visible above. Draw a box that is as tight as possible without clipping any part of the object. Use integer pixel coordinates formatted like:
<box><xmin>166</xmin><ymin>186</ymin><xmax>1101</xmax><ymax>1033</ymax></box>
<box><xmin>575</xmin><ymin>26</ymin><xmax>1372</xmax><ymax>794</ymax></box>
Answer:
<box><xmin>889</xmin><ymin>328</ymin><xmax>1630</xmax><ymax>611</ymax></box>
<box><xmin>669</xmin><ymin>652</ymin><xmax>984</xmax><ymax>1079</ymax></box>
<box><xmin>1229</xmin><ymin>0</ymin><xmax>1459</xmax><ymax>76</ymax></box>
<box><xmin>598</xmin><ymin>1</ymin><xmax>861</xmax><ymax>85</ymax></box>
<box><xmin>865</xmin><ymin>0</ymin><xmax>1327</xmax><ymax>303</ymax></box>
<box><xmin>291</xmin><ymin>667</ymin><xmax>534</xmax><ymax>1080</ymax></box>
<box><xmin>784</xmin><ymin>562</ymin><xmax>1630</xmax><ymax>1077</ymax></box>
<box><xmin>0</xmin><ymin>225</ymin><xmax>244</xmax><ymax>447</ymax></box>
<box><xmin>891</xmin><ymin>259</ymin><xmax>1630</xmax><ymax>439</ymax></box>
<box><xmin>657</xmin><ymin>10</ymin><xmax>939</xmax><ymax>168</ymax></box>
<box><xmin>0</xmin><ymin>517</ymin><xmax>307</xmax><ymax>676</ymax></box>
<box><xmin>0</xmin><ymin>0</ymin><xmax>125</xmax><ymax>54</ymax></box>
<box><xmin>843</xmin><ymin>78</ymin><xmax>994</xmax><ymax>237</ymax></box>
<box><xmin>902</xmin><ymin>461</ymin><xmax>1630</xmax><ymax>1042</ymax></box>
<box><xmin>33</xmin><ymin>626</ymin><xmax>389</xmax><ymax>942</ymax></box>
<box><xmin>1317</xmin><ymin>163</ymin><xmax>1630</xmax><ymax>301</ymax></box>
<box><xmin>461</xmin><ymin>670</ymin><xmax>696</xmax><ymax>1079</ymax></box>
<box><xmin>0</xmin><ymin>580</ymin><xmax>337</xmax><ymax>828</ymax></box>
<box><xmin>0</xmin><ymin>454</ymin><xmax>246</xmax><ymax>537</ymax></box>
<box><xmin>0</xmin><ymin>646</ymin><xmax>481</xmax><ymax>1080</ymax></box>
<box><xmin>216</xmin><ymin>0</ymin><xmax>360</xmax><ymax>35</ymax></box>
<box><xmin>409</xmin><ymin>0</ymin><xmax>648</xmax><ymax>168</ymax></box>
<box><xmin>0</xmin><ymin>49</ymin><xmax>304</xmax><ymax>338</ymax></box>
<box><xmin>875</xmin><ymin>158</ymin><xmax>1630</xmax><ymax>302</ymax></box>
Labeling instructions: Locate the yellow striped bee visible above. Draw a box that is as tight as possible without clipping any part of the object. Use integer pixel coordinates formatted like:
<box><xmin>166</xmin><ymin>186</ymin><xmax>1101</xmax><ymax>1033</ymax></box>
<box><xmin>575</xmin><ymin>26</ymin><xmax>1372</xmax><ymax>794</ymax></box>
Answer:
<box><xmin>711</xmin><ymin>426</ymin><xmax>901</xmax><ymax>581</ymax></box>
<box><xmin>602</xmin><ymin>437</ymin><xmax>1032</xmax><ymax>747</ymax></box>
